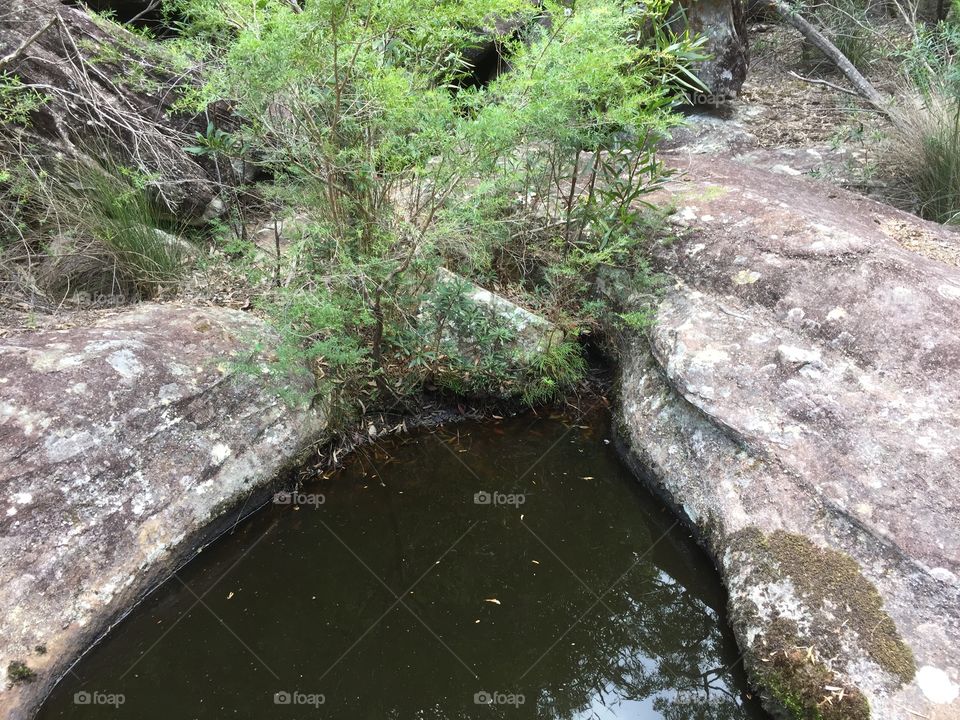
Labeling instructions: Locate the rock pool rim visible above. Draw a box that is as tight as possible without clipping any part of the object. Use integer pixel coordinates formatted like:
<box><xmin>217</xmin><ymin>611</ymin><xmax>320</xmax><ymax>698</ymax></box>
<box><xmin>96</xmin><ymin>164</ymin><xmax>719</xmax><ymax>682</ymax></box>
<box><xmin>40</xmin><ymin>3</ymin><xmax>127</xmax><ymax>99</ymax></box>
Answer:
<box><xmin>612</xmin><ymin>410</ymin><xmax>916</xmax><ymax>720</ymax></box>
<box><xmin>18</xmin><ymin>394</ymin><xmax>585</xmax><ymax>718</ymax></box>
<box><xmin>32</xmin><ymin>405</ymin><xmax>765</xmax><ymax>720</ymax></box>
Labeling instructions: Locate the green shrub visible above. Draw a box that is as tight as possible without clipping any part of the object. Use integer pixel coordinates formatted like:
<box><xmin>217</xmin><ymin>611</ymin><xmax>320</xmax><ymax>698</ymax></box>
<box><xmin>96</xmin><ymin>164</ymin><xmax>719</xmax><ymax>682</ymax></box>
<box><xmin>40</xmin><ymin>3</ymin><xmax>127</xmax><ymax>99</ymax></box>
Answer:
<box><xmin>812</xmin><ymin>0</ymin><xmax>879</xmax><ymax>72</ymax></box>
<box><xmin>0</xmin><ymin>73</ymin><xmax>45</xmax><ymax>127</ymax></box>
<box><xmin>892</xmin><ymin>91</ymin><xmax>960</xmax><ymax>223</ymax></box>
<box><xmin>182</xmin><ymin>0</ymin><xmax>699</xmax><ymax>409</ymax></box>
<box><xmin>52</xmin><ymin>160</ymin><xmax>188</xmax><ymax>297</ymax></box>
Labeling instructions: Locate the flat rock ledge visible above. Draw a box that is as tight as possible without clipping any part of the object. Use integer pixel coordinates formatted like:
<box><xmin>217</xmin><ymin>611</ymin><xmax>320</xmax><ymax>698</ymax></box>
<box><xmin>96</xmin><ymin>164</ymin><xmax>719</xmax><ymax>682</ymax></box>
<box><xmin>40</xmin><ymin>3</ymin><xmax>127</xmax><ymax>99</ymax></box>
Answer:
<box><xmin>0</xmin><ymin>304</ymin><xmax>325</xmax><ymax>719</ymax></box>
<box><xmin>611</xmin><ymin>154</ymin><xmax>960</xmax><ymax>720</ymax></box>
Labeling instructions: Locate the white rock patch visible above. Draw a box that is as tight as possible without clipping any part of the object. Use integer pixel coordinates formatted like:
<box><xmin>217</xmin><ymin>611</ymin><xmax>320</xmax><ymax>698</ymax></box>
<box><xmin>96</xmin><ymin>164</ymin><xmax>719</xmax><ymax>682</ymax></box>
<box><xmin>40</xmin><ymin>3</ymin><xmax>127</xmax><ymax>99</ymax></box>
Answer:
<box><xmin>210</xmin><ymin>443</ymin><xmax>232</xmax><ymax>464</ymax></box>
<box><xmin>106</xmin><ymin>349</ymin><xmax>144</xmax><ymax>380</ymax></box>
<box><xmin>916</xmin><ymin>666</ymin><xmax>959</xmax><ymax>704</ymax></box>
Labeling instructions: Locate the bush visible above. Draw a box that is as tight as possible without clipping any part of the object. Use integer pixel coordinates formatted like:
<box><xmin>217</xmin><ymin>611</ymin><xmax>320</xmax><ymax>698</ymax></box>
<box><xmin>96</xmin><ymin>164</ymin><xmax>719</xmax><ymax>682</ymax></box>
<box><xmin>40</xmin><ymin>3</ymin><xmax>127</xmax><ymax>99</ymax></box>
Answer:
<box><xmin>38</xmin><ymin>159</ymin><xmax>188</xmax><ymax>299</ymax></box>
<box><xmin>891</xmin><ymin>89</ymin><xmax>960</xmax><ymax>223</ymax></box>
<box><xmin>811</xmin><ymin>0</ymin><xmax>880</xmax><ymax>72</ymax></box>
<box><xmin>1</xmin><ymin>152</ymin><xmax>188</xmax><ymax>302</ymax></box>
<box><xmin>179</xmin><ymin>0</ymin><xmax>700</xmax><ymax>411</ymax></box>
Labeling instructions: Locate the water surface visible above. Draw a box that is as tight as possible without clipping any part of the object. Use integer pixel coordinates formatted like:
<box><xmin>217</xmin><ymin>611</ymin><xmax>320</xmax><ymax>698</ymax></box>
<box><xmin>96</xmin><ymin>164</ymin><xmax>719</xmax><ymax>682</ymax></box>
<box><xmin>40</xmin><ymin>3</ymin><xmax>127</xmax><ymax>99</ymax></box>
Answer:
<box><xmin>38</xmin><ymin>411</ymin><xmax>765</xmax><ymax>719</ymax></box>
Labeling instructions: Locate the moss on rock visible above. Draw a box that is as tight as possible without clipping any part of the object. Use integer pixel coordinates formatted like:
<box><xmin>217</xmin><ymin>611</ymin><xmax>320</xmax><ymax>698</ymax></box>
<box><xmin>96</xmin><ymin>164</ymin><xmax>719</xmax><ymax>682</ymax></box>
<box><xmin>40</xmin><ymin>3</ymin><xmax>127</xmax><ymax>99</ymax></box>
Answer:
<box><xmin>757</xmin><ymin>617</ymin><xmax>870</xmax><ymax>720</ymax></box>
<box><xmin>728</xmin><ymin>528</ymin><xmax>916</xmax><ymax>720</ymax></box>
<box><xmin>6</xmin><ymin>660</ymin><xmax>36</xmax><ymax>685</ymax></box>
<box><xmin>762</xmin><ymin>531</ymin><xmax>915</xmax><ymax>684</ymax></box>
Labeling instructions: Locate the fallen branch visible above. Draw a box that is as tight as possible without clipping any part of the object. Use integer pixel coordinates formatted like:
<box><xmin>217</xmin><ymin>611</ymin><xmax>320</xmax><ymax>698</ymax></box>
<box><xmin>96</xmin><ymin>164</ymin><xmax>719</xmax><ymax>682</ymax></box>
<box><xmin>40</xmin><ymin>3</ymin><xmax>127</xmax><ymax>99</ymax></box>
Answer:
<box><xmin>787</xmin><ymin>70</ymin><xmax>861</xmax><ymax>98</ymax></box>
<box><xmin>0</xmin><ymin>0</ymin><xmax>227</xmax><ymax>220</ymax></box>
<box><xmin>0</xmin><ymin>15</ymin><xmax>56</xmax><ymax>71</ymax></box>
<box><xmin>769</xmin><ymin>0</ymin><xmax>890</xmax><ymax>115</ymax></box>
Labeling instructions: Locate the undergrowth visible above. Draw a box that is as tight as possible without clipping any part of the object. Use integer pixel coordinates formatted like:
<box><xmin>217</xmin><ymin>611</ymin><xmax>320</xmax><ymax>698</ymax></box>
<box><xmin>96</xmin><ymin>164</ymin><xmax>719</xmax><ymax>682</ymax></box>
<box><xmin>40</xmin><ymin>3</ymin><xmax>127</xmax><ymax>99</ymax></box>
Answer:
<box><xmin>177</xmin><ymin>0</ymin><xmax>700</xmax><ymax>418</ymax></box>
<box><xmin>2</xmin><ymin>0</ymin><xmax>700</xmax><ymax>422</ymax></box>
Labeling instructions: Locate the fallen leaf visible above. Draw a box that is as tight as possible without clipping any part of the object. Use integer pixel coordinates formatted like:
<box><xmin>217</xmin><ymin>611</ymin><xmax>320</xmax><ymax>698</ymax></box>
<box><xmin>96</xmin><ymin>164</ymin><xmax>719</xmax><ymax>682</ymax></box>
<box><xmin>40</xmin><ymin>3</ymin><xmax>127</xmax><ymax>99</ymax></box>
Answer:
<box><xmin>484</xmin><ymin>598</ymin><xmax>501</xmax><ymax>605</ymax></box>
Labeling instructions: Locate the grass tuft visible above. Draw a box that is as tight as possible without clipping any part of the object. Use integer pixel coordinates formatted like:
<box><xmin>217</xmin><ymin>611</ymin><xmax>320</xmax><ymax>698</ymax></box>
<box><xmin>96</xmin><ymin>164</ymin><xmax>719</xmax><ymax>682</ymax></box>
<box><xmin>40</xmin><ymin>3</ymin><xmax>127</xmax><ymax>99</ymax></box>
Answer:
<box><xmin>890</xmin><ymin>88</ymin><xmax>960</xmax><ymax>224</ymax></box>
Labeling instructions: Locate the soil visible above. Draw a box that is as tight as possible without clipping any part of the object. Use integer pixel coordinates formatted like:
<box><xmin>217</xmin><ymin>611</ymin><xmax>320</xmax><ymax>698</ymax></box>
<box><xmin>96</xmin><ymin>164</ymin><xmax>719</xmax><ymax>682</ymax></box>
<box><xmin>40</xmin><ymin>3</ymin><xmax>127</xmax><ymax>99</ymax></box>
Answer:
<box><xmin>740</xmin><ymin>24</ymin><xmax>886</xmax><ymax>149</ymax></box>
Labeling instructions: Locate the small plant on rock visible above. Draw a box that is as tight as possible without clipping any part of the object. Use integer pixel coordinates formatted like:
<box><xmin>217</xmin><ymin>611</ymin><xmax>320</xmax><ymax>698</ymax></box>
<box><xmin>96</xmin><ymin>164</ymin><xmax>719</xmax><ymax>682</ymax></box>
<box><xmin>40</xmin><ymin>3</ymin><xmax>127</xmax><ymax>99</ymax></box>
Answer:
<box><xmin>7</xmin><ymin>660</ymin><xmax>36</xmax><ymax>685</ymax></box>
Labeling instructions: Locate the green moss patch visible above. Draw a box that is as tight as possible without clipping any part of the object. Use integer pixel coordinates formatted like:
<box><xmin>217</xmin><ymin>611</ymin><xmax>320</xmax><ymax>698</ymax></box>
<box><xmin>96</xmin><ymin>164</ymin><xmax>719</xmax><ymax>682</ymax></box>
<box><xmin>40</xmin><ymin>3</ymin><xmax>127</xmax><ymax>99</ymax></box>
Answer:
<box><xmin>729</xmin><ymin>528</ymin><xmax>916</xmax><ymax>720</ymax></box>
<box><xmin>762</xmin><ymin>531</ymin><xmax>915</xmax><ymax>684</ymax></box>
<box><xmin>6</xmin><ymin>660</ymin><xmax>36</xmax><ymax>685</ymax></box>
<box><xmin>757</xmin><ymin>618</ymin><xmax>870</xmax><ymax>720</ymax></box>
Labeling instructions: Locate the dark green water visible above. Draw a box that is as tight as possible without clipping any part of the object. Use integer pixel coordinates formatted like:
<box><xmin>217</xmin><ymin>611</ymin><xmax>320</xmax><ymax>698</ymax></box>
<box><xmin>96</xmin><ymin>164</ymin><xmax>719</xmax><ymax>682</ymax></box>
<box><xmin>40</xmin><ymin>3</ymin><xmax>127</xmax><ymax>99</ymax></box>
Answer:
<box><xmin>38</xmin><ymin>411</ymin><xmax>766</xmax><ymax>720</ymax></box>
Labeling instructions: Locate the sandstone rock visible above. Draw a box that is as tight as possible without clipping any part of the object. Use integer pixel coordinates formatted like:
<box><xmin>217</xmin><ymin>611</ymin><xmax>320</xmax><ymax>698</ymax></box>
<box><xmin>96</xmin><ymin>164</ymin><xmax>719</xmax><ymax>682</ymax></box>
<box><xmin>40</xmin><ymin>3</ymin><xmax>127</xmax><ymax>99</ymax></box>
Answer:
<box><xmin>429</xmin><ymin>267</ymin><xmax>565</xmax><ymax>357</ymax></box>
<box><xmin>249</xmin><ymin>213</ymin><xmax>311</xmax><ymax>255</ymax></box>
<box><xmin>611</xmin><ymin>153</ymin><xmax>960</xmax><ymax>719</ymax></box>
<box><xmin>0</xmin><ymin>0</ymin><xmax>228</xmax><ymax>221</ymax></box>
<box><xmin>0</xmin><ymin>304</ymin><xmax>325</xmax><ymax>720</ymax></box>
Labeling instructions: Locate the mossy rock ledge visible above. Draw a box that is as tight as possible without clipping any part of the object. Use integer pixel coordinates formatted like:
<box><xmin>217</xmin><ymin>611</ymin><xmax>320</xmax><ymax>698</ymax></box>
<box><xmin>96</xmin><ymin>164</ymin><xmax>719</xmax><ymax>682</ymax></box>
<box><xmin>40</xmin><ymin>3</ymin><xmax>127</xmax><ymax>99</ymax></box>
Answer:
<box><xmin>612</xmin><ymin>154</ymin><xmax>960</xmax><ymax>720</ymax></box>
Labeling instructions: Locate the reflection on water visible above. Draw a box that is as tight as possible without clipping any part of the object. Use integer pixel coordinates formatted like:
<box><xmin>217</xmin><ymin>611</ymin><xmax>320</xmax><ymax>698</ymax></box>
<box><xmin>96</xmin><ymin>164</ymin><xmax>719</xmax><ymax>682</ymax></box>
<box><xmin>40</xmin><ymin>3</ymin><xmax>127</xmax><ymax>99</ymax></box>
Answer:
<box><xmin>38</xmin><ymin>410</ymin><xmax>766</xmax><ymax>719</ymax></box>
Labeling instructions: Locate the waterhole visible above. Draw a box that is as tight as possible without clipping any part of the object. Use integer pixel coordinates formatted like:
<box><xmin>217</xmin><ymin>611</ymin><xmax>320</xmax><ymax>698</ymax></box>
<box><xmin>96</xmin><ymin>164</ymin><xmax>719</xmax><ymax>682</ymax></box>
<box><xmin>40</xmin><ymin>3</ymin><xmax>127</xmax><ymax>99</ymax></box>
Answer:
<box><xmin>38</xmin><ymin>410</ymin><xmax>766</xmax><ymax>719</ymax></box>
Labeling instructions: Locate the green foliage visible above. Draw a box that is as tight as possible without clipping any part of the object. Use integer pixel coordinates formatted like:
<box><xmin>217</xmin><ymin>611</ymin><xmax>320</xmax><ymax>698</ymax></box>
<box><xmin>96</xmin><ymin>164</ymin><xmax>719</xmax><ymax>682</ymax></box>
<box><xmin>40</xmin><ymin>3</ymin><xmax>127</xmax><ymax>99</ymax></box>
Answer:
<box><xmin>0</xmin><ymin>73</ymin><xmax>45</xmax><ymax>126</ymax></box>
<box><xmin>184</xmin><ymin>121</ymin><xmax>243</xmax><ymax>157</ymax></box>
<box><xmin>903</xmin><ymin>18</ymin><xmax>960</xmax><ymax>95</ymax></box>
<box><xmin>811</xmin><ymin>0</ymin><xmax>878</xmax><ymax>72</ymax></box>
<box><xmin>0</xmin><ymin>158</ymin><xmax>43</xmax><ymax>252</ymax></box>
<box><xmin>70</xmin><ymin>162</ymin><xmax>185</xmax><ymax>297</ymax></box>
<box><xmin>892</xmin><ymin>19</ymin><xmax>960</xmax><ymax>222</ymax></box>
<box><xmin>6</xmin><ymin>661</ymin><xmax>36</xmax><ymax>684</ymax></box>
<box><xmin>903</xmin><ymin>99</ymin><xmax>960</xmax><ymax>223</ymax></box>
<box><xmin>0</xmin><ymin>149</ymin><xmax>188</xmax><ymax>301</ymax></box>
<box><xmin>177</xmin><ymin>0</ymin><xmax>699</xmax><ymax>410</ymax></box>
<box><xmin>521</xmin><ymin>339</ymin><xmax>587</xmax><ymax>405</ymax></box>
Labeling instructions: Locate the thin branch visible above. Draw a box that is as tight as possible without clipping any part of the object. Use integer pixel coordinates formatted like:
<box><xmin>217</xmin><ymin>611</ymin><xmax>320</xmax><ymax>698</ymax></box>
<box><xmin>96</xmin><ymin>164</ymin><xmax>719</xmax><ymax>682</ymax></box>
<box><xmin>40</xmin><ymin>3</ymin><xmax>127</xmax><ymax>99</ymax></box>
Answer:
<box><xmin>787</xmin><ymin>70</ymin><xmax>861</xmax><ymax>97</ymax></box>
<box><xmin>0</xmin><ymin>16</ymin><xmax>57</xmax><ymax>71</ymax></box>
<box><xmin>127</xmin><ymin>0</ymin><xmax>162</xmax><ymax>26</ymax></box>
<box><xmin>769</xmin><ymin>0</ymin><xmax>889</xmax><ymax>115</ymax></box>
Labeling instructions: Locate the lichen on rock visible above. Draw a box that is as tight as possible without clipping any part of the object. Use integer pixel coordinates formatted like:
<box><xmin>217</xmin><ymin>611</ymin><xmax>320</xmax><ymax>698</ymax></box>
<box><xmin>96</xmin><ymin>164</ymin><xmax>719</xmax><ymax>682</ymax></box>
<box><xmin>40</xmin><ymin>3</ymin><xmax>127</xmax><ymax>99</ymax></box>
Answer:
<box><xmin>0</xmin><ymin>304</ymin><xmax>325</xmax><ymax>720</ymax></box>
<box><xmin>612</xmin><ymin>153</ymin><xmax>960</xmax><ymax>720</ymax></box>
